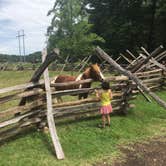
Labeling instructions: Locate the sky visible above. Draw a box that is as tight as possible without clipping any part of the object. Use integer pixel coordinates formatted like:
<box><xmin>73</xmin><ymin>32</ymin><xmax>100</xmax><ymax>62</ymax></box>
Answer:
<box><xmin>0</xmin><ymin>0</ymin><xmax>54</xmax><ymax>55</ymax></box>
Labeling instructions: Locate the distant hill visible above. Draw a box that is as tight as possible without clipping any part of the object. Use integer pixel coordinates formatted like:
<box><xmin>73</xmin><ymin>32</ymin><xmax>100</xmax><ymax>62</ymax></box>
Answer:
<box><xmin>25</xmin><ymin>51</ymin><xmax>42</xmax><ymax>63</ymax></box>
<box><xmin>0</xmin><ymin>51</ymin><xmax>42</xmax><ymax>63</ymax></box>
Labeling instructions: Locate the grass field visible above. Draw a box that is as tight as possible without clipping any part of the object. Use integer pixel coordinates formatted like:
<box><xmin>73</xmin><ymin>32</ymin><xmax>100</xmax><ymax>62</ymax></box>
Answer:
<box><xmin>0</xmin><ymin>71</ymin><xmax>166</xmax><ymax>166</ymax></box>
<box><xmin>0</xmin><ymin>70</ymin><xmax>78</xmax><ymax>88</ymax></box>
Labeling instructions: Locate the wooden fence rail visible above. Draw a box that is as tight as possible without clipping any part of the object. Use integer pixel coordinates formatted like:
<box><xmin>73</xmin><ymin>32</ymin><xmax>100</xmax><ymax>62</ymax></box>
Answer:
<box><xmin>0</xmin><ymin>65</ymin><xmax>165</xmax><ymax>143</ymax></box>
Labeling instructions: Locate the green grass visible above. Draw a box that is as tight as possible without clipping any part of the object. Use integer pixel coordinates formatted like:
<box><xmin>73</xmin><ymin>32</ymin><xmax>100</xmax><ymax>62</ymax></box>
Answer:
<box><xmin>0</xmin><ymin>71</ymin><xmax>33</xmax><ymax>88</ymax></box>
<box><xmin>0</xmin><ymin>71</ymin><xmax>166</xmax><ymax>166</ymax></box>
<box><xmin>0</xmin><ymin>70</ymin><xmax>79</xmax><ymax>88</ymax></box>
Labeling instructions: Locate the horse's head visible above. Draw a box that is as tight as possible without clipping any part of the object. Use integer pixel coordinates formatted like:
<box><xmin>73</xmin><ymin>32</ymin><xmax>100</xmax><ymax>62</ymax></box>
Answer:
<box><xmin>89</xmin><ymin>63</ymin><xmax>105</xmax><ymax>81</ymax></box>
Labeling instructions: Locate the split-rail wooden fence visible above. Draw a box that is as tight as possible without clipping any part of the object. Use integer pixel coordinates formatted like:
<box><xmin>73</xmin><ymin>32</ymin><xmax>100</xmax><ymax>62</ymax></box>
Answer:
<box><xmin>0</xmin><ymin>46</ymin><xmax>165</xmax><ymax>159</ymax></box>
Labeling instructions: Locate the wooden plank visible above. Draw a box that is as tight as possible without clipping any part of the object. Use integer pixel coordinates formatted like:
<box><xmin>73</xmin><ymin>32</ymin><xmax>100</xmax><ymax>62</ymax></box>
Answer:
<box><xmin>156</xmin><ymin>52</ymin><xmax>166</xmax><ymax>62</ymax></box>
<box><xmin>137</xmin><ymin>86</ymin><xmax>152</xmax><ymax>102</ymax></box>
<box><xmin>137</xmin><ymin>73</ymin><xmax>162</xmax><ymax>79</ymax></box>
<box><xmin>120</xmin><ymin>53</ymin><xmax>132</xmax><ymax>64</ymax></box>
<box><xmin>131</xmin><ymin>45</ymin><xmax>164</xmax><ymax>73</ymax></box>
<box><xmin>52</xmin><ymin>98</ymin><xmax>98</xmax><ymax>108</ymax></box>
<box><xmin>59</xmin><ymin>55</ymin><xmax>70</xmax><ymax>74</ymax></box>
<box><xmin>0</xmin><ymin>89</ymin><xmax>43</xmax><ymax>104</ymax></box>
<box><xmin>19</xmin><ymin>49</ymin><xmax>59</xmax><ymax>106</ymax></box>
<box><xmin>139</xmin><ymin>53</ymin><xmax>166</xmax><ymax>71</ymax></box>
<box><xmin>52</xmin><ymin>87</ymin><xmax>124</xmax><ymax>97</ymax></box>
<box><xmin>126</xmin><ymin>50</ymin><xmax>137</xmax><ymax>60</ymax></box>
<box><xmin>142</xmin><ymin>77</ymin><xmax>163</xmax><ymax>84</ymax></box>
<box><xmin>42</xmin><ymin>48</ymin><xmax>65</xmax><ymax>160</ymax></box>
<box><xmin>0</xmin><ymin>80</ymin><xmax>44</xmax><ymax>94</ymax></box>
<box><xmin>0</xmin><ymin>99</ymin><xmax>44</xmax><ymax>119</ymax></box>
<box><xmin>95</xmin><ymin>46</ymin><xmax>166</xmax><ymax>109</ymax></box>
<box><xmin>51</xmin><ymin>78</ymin><xmax>93</xmax><ymax>87</ymax></box>
<box><xmin>115</xmin><ymin>56</ymin><xmax>121</xmax><ymax>62</ymax></box>
<box><xmin>0</xmin><ymin>109</ymin><xmax>41</xmax><ymax>129</ymax></box>
<box><xmin>135</xmin><ymin>69</ymin><xmax>162</xmax><ymax>76</ymax></box>
<box><xmin>127</xmin><ymin>55</ymin><xmax>144</xmax><ymax>69</ymax></box>
<box><xmin>31</xmin><ymin>48</ymin><xmax>59</xmax><ymax>82</ymax></box>
<box><xmin>78</xmin><ymin>55</ymin><xmax>92</xmax><ymax>73</ymax></box>
<box><xmin>153</xmin><ymin>50</ymin><xmax>166</xmax><ymax>61</ymax></box>
<box><xmin>73</xmin><ymin>57</ymin><xmax>87</xmax><ymax>71</ymax></box>
<box><xmin>51</xmin><ymin>75</ymin><xmax>129</xmax><ymax>87</ymax></box>
<box><xmin>140</xmin><ymin>47</ymin><xmax>166</xmax><ymax>71</ymax></box>
<box><xmin>52</xmin><ymin>88</ymin><xmax>95</xmax><ymax>97</ymax></box>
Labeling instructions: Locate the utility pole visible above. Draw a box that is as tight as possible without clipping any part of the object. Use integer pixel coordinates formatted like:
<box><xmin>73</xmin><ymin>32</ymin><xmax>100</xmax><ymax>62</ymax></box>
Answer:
<box><xmin>16</xmin><ymin>31</ymin><xmax>22</xmax><ymax>62</ymax></box>
<box><xmin>22</xmin><ymin>30</ymin><xmax>26</xmax><ymax>62</ymax></box>
<box><xmin>16</xmin><ymin>30</ymin><xmax>26</xmax><ymax>62</ymax></box>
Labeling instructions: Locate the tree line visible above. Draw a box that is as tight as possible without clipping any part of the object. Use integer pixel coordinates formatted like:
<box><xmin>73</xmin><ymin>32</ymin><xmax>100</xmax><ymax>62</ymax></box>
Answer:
<box><xmin>47</xmin><ymin>0</ymin><xmax>166</xmax><ymax>61</ymax></box>
<box><xmin>0</xmin><ymin>52</ymin><xmax>41</xmax><ymax>63</ymax></box>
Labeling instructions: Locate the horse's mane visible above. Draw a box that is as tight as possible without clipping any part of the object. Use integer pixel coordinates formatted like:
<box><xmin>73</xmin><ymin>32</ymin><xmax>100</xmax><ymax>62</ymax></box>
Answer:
<box><xmin>83</xmin><ymin>67</ymin><xmax>91</xmax><ymax>74</ymax></box>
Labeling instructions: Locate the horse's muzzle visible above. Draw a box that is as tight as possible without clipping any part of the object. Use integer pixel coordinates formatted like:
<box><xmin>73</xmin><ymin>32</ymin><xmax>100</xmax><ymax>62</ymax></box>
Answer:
<box><xmin>100</xmin><ymin>78</ymin><xmax>105</xmax><ymax>82</ymax></box>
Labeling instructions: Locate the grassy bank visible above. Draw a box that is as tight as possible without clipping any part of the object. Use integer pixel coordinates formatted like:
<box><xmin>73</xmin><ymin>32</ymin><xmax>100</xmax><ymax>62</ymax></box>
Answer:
<box><xmin>0</xmin><ymin>71</ymin><xmax>166</xmax><ymax>166</ymax></box>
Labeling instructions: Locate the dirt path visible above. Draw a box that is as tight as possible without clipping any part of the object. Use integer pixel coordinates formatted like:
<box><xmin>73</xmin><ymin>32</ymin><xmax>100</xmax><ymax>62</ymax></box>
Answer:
<box><xmin>95</xmin><ymin>136</ymin><xmax>166</xmax><ymax>166</ymax></box>
<box><xmin>113</xmin><ymin>136</ymin><xmax>166</xmax><ymax>166</ymax></box>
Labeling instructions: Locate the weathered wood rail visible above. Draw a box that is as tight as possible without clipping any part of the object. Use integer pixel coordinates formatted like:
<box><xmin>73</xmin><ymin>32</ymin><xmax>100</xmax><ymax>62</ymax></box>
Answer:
<box><xmin>0</xmin><ymin>68</ymin><xmax>165</xmax><ymax>142</ymax></box>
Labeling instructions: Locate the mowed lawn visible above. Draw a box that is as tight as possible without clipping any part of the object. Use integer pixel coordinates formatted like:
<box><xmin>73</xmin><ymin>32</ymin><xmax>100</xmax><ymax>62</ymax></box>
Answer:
<box><xmin>0</xmin><ymin>71</ymin><xmax>166</xmax><ymax>166</ymax></box>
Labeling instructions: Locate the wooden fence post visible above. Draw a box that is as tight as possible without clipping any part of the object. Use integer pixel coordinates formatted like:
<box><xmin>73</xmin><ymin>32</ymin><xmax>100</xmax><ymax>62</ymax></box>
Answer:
<box><xmin>19</xmin><ymin>49</ymin><xmax>59</xmax><ymax>106</ymax></box>
<box><xmin>42</xmin><ymin>48</ymin><xmax>65</xmax><ymax>160</ymax></box>
<box><xmin>160</xmin><ymin>69</ymin><xmax>166</xmax><ymax>89</ymax></box>
<box><xmin>120</xmin><ymin>80</ymin><xmax>132</xmax><ymax>115</ymax></box>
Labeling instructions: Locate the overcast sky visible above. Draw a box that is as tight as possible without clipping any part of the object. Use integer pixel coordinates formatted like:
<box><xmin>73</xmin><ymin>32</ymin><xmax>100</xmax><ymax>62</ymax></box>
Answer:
<box><xmin>0</xmin><ymin>0</ymin><xmax>54</xmax><ymax>55</ymax></box>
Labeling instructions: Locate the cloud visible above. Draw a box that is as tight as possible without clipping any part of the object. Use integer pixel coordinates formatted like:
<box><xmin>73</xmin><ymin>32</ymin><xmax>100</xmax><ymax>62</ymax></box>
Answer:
<box><xmin>0</xmin><ymin>0</ymin><xmax>54</xmax><ymax>55</ymax></box>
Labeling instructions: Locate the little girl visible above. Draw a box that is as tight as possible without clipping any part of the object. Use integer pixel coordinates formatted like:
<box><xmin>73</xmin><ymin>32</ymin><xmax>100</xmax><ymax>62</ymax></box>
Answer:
<box><xmin>95</xmin><ymin>81</ymin><xmax>113</xmax><ymax>128</ymax></box>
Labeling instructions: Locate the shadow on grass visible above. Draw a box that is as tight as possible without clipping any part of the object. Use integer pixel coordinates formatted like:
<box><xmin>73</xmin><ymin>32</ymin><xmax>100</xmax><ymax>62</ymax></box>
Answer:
<box><xmin>0</xmin><ymin>110</ymin><xmax>130</xmax><ymax>157</ymax></box>
<box><xmin>0</xmin><ymin>127</ymin><xmax>36</xmax><ymax>146</ymax></box>
<box><xmin>54</xmin><ymin>110</ymin><xmax>126</xmax><ymax>127</ymax></box>
<box><xmin>39</xmin><ymin>131</ymin><xmax>56</xmax><ymax>156</ymax></box>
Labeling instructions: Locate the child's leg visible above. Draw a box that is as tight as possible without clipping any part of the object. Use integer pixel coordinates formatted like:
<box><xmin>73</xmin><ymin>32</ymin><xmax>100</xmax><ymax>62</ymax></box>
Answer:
<box><xmin>106</xmin><ymin>114</ymin><xmax>111</xmax><ymax>126</ymax></box>
<box><xmin>102</xmin><ymin>115</ymin><xmax>106</xmax><ymax>128</ymax></box>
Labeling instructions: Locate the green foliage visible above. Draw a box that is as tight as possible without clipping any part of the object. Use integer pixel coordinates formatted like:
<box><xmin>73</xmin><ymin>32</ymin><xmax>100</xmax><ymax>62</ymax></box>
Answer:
<box><xmin>47</xmin><ymin>0</ymin><xmax>104</xmax><ymax>61</ymax></box>
<box><xmin>85</xmin><ymin>0</ymin><xmax>166</xmax><ymax>56</ymax></box>
<box><xmin>26</xmin><ymin>51</ymin><xmax>41</xmax><ymax>63</ymax></box>
<box><xmin>49</xmin><ymin>21</ymin><xmax>104</xmax><ymax>61</ymax></box>
<box><xmin>0</xmin><ymin>52</ymin><xmax>41</xmax><ymax>63</ymax></box>
<box><xmin>0</xmin><ymin>54</ymin><xmax>20</xmax><ymax>62</ymax></box>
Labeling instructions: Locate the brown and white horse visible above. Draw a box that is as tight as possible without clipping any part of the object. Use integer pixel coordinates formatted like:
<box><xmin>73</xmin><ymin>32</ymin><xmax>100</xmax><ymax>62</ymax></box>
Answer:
<box><xmin>51</xmin><ymin>63</ymin><xmax>105</xmax><ymax>102</ymax></box>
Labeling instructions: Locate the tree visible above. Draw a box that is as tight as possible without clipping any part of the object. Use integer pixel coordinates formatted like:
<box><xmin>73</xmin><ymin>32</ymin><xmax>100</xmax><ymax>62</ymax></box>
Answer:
<box><xmin>154</xmin><ymin>0</ymin><xmax>166</xmax><ymax>48</ymax></box>
<box><xmin>47</xmin><ymin>0</ymin><xmax>104</xmax><ymax>62</ymax></box>
<box><xmin>85</xmin><ymin>0</ymin><xmax>166</xmax><ymax>56</ymax></box>
<box><xmin>85</xmin><ymin>0</ymin><xmax>146</xmax><ymax>55</ymax></box>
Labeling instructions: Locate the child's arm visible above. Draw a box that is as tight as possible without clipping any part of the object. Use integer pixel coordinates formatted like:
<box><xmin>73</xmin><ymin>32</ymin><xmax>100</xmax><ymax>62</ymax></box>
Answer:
<box><xmin>95</xmin><ymin>89</ymin><xmax>100</xmax><ymax>99</ymax></box>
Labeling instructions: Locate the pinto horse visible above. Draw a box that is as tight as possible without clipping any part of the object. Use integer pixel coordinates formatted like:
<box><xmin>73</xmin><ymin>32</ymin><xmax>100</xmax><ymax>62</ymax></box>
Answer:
<box><xmin>51</xmin><ymin>63</ymin><xmax>105</xmax><ymax>102</ymax></box>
